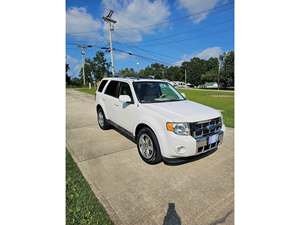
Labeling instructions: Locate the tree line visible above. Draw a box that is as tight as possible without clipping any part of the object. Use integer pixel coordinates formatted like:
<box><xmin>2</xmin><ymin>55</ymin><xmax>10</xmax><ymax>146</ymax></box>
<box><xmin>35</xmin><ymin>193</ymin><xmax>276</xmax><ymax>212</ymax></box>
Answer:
<box><xmin>66</xmin><ymin>50</ymin><xmax>234</xmax><ymax>88</ymax></box>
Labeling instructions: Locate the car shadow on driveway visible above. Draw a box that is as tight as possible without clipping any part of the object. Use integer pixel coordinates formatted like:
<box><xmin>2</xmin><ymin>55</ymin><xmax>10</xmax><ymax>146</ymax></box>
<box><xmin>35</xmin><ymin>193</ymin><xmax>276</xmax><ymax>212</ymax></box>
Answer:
<box><xmin>163</xmin><ymin>148</ymin><xmax>219</xmax><ymax>166</ymax></box>
<box><xmin>162</xmin><ymin>203</ymin><xmax>181</xmax><ymax>225</ymax></box>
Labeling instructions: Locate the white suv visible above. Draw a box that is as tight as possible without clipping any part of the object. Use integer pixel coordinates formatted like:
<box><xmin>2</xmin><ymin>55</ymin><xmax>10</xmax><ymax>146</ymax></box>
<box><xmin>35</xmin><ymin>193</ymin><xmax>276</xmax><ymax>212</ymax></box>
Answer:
<box><xmin>96</xmin><ymin>77</ymin><xmax>225</xmax><ymax>164</ymax></box>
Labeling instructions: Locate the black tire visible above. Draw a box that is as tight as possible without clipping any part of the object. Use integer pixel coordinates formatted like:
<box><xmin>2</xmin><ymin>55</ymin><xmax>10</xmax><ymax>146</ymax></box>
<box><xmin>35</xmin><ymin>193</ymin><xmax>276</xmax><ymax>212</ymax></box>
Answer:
<box><xmin>136</xmin><ymin>127</ymin><xmax>162</xmax><ymax>164</ymax></box>
<box><xmin>97</xmin><ymin>107</ymin><xmax>110</xmax><ymax>130</ymax></box>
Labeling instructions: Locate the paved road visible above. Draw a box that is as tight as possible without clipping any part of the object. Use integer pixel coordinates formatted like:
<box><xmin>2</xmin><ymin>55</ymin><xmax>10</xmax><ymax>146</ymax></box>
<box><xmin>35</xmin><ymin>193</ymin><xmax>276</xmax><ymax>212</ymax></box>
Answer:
<box><xmin>66</xmin><ymin>89</ymin><xmax>234</xmax><ymax>225</ymax></box>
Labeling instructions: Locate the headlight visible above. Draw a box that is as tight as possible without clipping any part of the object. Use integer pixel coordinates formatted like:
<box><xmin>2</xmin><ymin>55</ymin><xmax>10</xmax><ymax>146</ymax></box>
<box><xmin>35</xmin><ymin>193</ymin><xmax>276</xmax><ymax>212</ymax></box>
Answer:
<box><xmin>166</xmin><ymin>122</ymin><xmax>190</xmax><ymax>135</ymax></box>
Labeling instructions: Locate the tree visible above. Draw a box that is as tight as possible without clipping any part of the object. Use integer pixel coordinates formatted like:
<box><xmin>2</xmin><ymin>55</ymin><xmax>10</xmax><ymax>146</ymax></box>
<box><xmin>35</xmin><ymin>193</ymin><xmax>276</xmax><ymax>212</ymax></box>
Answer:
<box><xmin>182</xmin><ymin>58</ymin><xmax>209</xmax><ymax>86</ymax></box>
<box><xmin>66</xmin><ymin>63</ymin><xmax>71</xmax><ymax>85</ymax></box>
<box><xmin>201</xmin><ymin>69</ymin><xmax>218</xmax><ymax>83</ymax></box>
<box><xmin>138</xmin><ymin>63</ymin><xmax>166</xmax><ymax>79</ymax></box>
<box><xmin>207</xmin><ymin>57</ymin><xmax>219</xmax><ymax>71</ymax></box>
<box><xmin>119</xmin><ymin>68</ymin><xmax>136</xmax><ymax>77</ymax></box>
<box><xmin>78</xmin><ymin>51</ymin><xmax>110</xmax><ymax>84</ymax></box>
<box><xmin>166</xmin><ymin>66</ymin><xmax>184</xmax><ymax>81</ymax></box>
<box><xmin>70</xmin><ymin>77</ymin><xmax>82</xmax><ymax>87</ymax></box>
<box><xmin>92</xmin><ymin>51</ymin><xmax>110</xmax><ymax>81</ymax></box>
<box><xmin>220</xmin><ymin>51</ymin><xmax>234</xmax><ymax>88</ymax></box>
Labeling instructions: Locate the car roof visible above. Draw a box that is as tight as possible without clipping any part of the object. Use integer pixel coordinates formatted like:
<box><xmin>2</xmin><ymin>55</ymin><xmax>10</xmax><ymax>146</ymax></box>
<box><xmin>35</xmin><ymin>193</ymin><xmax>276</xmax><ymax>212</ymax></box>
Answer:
<box><xmin>102</xmin><ymin>77</ymin><xmax>169</xmax><ymax>83</ymax></box>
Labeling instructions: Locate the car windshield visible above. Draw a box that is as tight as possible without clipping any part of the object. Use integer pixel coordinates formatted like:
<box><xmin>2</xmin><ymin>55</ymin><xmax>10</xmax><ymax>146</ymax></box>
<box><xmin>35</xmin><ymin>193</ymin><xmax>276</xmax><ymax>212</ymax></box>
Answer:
<box><xmin>133</xmin><ymin>81</ymin><xmax>185</xmax><ymax>103</ymax></box>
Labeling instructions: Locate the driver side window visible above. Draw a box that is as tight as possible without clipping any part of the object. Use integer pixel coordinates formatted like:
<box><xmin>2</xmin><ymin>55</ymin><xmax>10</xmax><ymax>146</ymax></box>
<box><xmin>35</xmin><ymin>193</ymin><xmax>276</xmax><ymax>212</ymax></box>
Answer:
<box><xmin>119</xmin><ymin>82</ymin><xmax>134</xmax><ymax>103</ymax></box>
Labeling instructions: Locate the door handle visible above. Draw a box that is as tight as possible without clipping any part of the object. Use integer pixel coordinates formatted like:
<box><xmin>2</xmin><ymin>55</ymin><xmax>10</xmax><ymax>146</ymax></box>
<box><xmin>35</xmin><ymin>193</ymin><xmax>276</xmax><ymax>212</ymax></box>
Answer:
<box><xmin>114</xmin><ymin>103</ymin><xmax>119</xmax><ymax>107</ymax></box>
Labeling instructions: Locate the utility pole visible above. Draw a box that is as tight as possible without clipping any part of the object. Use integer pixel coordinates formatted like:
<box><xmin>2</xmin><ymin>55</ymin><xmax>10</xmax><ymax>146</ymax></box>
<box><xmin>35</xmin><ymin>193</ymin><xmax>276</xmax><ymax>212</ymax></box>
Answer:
<box><xmin>103</xmin><ymin>10</ymin><xmax>117</xmax><ymax>77</ymax></box>
<box><xmin>77</xmin><ymin>44</ymin><xmax>93</xmax><ymax>86</ymax></box>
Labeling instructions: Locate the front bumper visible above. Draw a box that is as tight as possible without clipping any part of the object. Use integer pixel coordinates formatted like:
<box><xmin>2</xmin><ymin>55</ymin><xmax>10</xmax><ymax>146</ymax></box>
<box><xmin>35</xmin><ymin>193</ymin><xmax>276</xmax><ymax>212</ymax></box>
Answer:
<box><xmin>159</xmin><ymin>130</ymin><xmax>224</xmax><ymax>159</ymax></box>
<box><xmin>195</xmin><ymin>130</ymin><xmax>224</xmax><ymax>154</ymax></box>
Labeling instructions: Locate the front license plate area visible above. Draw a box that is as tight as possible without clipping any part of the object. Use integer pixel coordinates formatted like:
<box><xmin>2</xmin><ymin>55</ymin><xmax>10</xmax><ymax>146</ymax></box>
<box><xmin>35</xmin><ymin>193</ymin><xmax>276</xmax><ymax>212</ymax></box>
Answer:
<box><xmin>208</xmin><ymin>134</ymin><xmax>219</xmax><ymax>144</ymax></box>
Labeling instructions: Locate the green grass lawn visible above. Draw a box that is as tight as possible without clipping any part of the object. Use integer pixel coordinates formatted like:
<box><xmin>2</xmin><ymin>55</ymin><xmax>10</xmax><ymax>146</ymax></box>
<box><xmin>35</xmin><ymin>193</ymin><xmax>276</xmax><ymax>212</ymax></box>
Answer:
<box><xmin>76</xmin><ymin>87</ymin><xmax>234</xmax><ymax>127</ymax></box>
<box><xmin>178</xmin><ymin>88</ymin><xmax>234</xmax><ymax>127</ymax></box>
<box><xmin>66</xmin><ymin>150</ymin><xmax>113</xmax><ymax>225</ymax></box>
<box><xmin>76</xmin><ymin>87</ymin><xmax>97</xmax><ymax>95</ymax></box>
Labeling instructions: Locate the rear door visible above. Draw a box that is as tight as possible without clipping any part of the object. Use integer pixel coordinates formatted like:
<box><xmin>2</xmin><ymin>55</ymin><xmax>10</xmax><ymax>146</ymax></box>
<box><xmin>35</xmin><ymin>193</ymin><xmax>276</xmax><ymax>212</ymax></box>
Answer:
<box><xmin>96</xmin><ymin>79</ymin><xmax>108</xmax><ymax>102</ymax></box>
<box><xmin>114</xmin><ymin>81</ymin><xmax>137</xmax><ymax>133</ymax></box>
<box><xmin>103</xmin><ymin>80</ymin><xmax>120</xmax><ymax>122</ymax></box>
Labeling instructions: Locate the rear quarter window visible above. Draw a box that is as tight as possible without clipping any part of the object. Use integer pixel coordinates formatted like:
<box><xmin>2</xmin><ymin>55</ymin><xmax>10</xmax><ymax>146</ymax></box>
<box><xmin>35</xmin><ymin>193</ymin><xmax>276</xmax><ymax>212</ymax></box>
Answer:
<box><xmin>98</xmin><ymin>80</ymin><xmax>108</xmax><ymax>92</ymax></box>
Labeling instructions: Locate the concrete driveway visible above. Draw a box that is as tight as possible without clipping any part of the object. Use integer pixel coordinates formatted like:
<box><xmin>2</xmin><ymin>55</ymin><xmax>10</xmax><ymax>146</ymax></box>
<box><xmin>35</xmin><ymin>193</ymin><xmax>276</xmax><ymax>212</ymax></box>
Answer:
<box><xmin>66</xmin><ymin>89</ymin><xmax>234</xmax><ymax>225</ymax></box>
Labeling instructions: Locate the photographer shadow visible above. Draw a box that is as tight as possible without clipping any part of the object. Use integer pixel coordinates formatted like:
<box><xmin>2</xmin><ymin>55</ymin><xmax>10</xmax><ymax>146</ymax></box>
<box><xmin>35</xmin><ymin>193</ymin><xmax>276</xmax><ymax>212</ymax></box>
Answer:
<box><xmin>162</xmin><ymin>203</ymin><xmax>181</xmax><ymax>225</ymax></box>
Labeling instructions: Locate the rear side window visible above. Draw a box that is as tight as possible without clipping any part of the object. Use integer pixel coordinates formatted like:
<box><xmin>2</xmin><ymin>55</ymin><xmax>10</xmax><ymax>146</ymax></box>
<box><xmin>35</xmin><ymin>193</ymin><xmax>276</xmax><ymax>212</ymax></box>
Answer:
<box><xmin>98</xmin><ymin>80</ymin><xmax>108</xmax><ymax>92</ymax></box>
<box><xmin>104</xmin><ymin>81</ymin><xmax>119</xmax><ymax>97</ymax></box>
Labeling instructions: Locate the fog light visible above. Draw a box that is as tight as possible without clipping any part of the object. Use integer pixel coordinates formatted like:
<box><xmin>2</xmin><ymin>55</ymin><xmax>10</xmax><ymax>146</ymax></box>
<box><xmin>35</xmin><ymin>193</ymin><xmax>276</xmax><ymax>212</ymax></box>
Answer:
<box><xmin>176</xmin><ymin>146</ymin><xmax>185</xmax><ymax>154</ymax></box>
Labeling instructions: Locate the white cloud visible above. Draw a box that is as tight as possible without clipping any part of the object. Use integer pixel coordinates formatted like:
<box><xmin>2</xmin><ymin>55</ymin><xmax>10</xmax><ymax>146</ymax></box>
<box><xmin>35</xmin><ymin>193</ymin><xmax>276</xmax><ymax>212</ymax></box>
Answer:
<box><xmin>102</xmin><ymin>0</ymin><xmax>170</xmax><ymax>43</ymax></box>
<box><xmin>66</xmin><ymin>7</ymin><xmax>102</xmax><ymax>41</ymax></box>
<box><xmin>175</xmin><ymin>47</ymin><xmax>223</xmax><ymax>65</ymax></box>
<box><xmin>114</xmin><ymin>51</ymin><xmax>130</xmax><ymax>60</ymax></box>
<box><xmin>178</xmin><ymin>0</ymin><xmax>219</xmax><ymax>23</ymax></box>
<box><xmin>196</xmin><ymin>47</ymin><xmax>223</xmax><ymax>60</ymax></box>
<box><xmin>66</xmin><ymin>55</ymin><xmax>81</xmax><ymax>77</ymax></box>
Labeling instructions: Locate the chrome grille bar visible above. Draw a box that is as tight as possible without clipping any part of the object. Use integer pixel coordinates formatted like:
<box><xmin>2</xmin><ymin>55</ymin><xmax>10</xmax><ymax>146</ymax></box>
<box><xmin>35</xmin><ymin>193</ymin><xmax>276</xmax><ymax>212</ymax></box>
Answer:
<box><xmin>190</xmin><ymin>117</ymin><xmax>222</xmax><ymax>138</ymax></box>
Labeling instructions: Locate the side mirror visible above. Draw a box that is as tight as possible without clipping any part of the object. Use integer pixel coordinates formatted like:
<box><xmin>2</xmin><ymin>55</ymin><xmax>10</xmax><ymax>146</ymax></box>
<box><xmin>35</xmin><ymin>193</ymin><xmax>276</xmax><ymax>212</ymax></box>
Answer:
<box><xmin>119</xmin><ymin>95</ymin><xmax>132</xmax><ymax>103</ymax></box>
<box><xmin>181</xmin><ymin>93</ymin><xmax>186</xmax><ymax>98</ymax></box>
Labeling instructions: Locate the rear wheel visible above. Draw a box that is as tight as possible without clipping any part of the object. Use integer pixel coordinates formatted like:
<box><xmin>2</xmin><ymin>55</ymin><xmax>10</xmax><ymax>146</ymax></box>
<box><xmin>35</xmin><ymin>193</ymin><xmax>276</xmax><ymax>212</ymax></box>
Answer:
<box><xmin>137</xmin><ymin>127</ymin><xmax>162</xmax><ymax>164</ymax></box>
<box><xmin>97</xmin><ymin>107</ymin><xmax>110</xmax><ymax>130</ymax></box>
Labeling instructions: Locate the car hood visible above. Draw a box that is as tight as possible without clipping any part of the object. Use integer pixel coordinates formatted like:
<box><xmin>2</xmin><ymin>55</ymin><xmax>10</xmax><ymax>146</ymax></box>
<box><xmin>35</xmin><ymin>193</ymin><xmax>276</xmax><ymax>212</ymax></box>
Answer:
<box><xmin>141</xmin><ymin>100</ymin><xmax>221</xmax><ymax>122</ymax></box>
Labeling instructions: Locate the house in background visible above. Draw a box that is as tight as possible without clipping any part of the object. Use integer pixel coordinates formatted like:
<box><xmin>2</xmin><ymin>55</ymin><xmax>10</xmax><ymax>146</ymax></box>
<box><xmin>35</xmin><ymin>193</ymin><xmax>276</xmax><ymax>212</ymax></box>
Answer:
<box><xmin>204</xmin><ymin>82</ymin><xmax>218</xmax><ymax>88</ymax></box>
<box><xmin>172</xmin><ymin>81</ymin><xmax>186</xmax><ymax>87</ymax></box>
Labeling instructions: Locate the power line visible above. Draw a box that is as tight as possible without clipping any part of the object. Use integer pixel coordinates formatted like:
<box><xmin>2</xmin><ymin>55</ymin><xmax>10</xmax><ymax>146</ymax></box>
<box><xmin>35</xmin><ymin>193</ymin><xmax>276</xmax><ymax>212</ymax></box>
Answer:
<box><xmin>113</xmin><ymin>48</ymin><xmax>172</xmax><ymax>65</ymax></box>
<box><xmin>66</xmin><ymin>42</ymin><xmax>172</xmax><ymax>66</ymax></box>
<box><xmin>111</xmin><ymin>17</ymin><xmax>233</xmax><ymax>61</ymax></box>
<box><xmin>99</xmin><ymin>15</ymin><xmax>232</xmax><ymax>59</ymax></box>
<box><xmin>139</xmin><ymin>29</ymin><xmax>232</xmax><ymax>47</ymax></box>
<box><xmin>114</xmin><ymin>41</ymin><xmax>182</xmax><ymax>61</ymax></box>
<box><xmin>137</xmin><ymin>17</ymin><xmax>233</xmax><ymax>45</ymax></box>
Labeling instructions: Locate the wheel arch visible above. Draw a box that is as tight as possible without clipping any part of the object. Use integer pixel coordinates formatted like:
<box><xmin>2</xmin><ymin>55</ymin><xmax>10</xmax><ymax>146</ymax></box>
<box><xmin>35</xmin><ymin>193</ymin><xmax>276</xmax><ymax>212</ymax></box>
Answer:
<box><xmin>135</xmin><ymin>123</ymin><xmax>152</xmax><ymax>138</ymax></box>
<box><xmin>96</xmin><ymin>104</ymin><xmax>102</xmax><ymax>112</ymax></box>
<box><xmin>134</xmin><ymin>121</ymin><xmax>162</xmax><ymax>141</ymax></box>
<box><xmin>96</xmin><ymin>103</ymin><xmax>109</xmax><ymax>119</ymax></box>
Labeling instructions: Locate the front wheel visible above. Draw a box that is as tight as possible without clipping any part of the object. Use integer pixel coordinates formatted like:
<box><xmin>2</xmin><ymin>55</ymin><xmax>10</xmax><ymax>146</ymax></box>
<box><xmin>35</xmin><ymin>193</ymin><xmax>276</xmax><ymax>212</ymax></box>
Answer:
<box><xmin>137</xmin><ymin>127</ymin><xmax>162</xmax><ymax>164</ymax></box>
<box><xmin>97</xmin><ymin>107</ymin><xmax>110</xmax><ymax>130</ymax></box>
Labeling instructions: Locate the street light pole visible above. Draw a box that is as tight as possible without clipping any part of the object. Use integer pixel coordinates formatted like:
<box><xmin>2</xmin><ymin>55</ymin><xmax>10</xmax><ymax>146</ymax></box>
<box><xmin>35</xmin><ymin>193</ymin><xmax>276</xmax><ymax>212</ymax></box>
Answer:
<box><xmin>77</xmin><ymin>44</ymin><xmax>93</xmax><ymax>86</ymax></box>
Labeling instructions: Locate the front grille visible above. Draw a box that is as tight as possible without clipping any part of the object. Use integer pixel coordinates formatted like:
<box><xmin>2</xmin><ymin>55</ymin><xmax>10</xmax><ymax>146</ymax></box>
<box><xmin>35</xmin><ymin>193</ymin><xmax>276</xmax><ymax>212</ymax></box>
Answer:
<box><xmin>198</xmin><ymin>141</ymin><xmax>219</xmax><ymax>153</ymax></box>
<box><xmin>190</xmin><ymin>117</ymin><xmax>222</xmax><ymax>138</ymax></box>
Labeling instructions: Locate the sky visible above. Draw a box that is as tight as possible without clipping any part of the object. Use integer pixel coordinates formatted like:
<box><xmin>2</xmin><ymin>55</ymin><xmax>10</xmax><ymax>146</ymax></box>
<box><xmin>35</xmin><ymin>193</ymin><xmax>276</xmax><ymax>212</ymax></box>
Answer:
<box><xmin>66</xmin><ymin>0</ymin><xmax>234</xmax><ymax>77</ymax></box>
